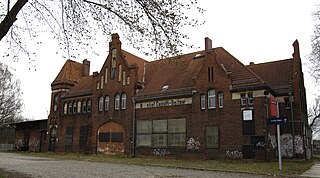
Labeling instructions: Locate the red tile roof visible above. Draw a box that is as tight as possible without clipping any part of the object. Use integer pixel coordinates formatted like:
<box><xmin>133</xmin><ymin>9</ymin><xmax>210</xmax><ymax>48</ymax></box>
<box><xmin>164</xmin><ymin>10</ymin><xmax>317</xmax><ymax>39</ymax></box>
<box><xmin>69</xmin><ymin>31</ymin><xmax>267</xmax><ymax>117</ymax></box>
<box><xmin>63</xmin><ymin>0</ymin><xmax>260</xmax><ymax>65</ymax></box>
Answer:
<box><xmin>247</xmin><ymin>59</ymin><xmax>293</xmax><ymax>94</ymax></box>
<box><xmin>62</xmin><ymin>76</ymin><xmax>93</xmax><ymax>98</ymax></box>
<box><xmin>52</xmin><ymin>60</ymin><xmax>84</xmax><ymax>86</ymax></box>
<box><xmin>122</xmin><ymin>50</ymin><xmax>148</xmax><ymax>81</ymax></box>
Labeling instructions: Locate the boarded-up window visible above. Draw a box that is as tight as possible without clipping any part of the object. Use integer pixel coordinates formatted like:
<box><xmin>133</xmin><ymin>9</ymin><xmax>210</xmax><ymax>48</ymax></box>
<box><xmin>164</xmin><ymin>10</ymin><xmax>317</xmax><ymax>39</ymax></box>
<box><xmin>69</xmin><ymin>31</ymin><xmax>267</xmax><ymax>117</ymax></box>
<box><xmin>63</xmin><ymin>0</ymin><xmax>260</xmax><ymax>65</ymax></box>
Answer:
<box><xmin>99</xmin><ymin>132</ymin><xmax>110</xmax><ymax>142</ymax></box>
<box><xmin>65</xmin><ymin>126</ymin><xmax>73</xmax><ymax>150</ymax></box>
<box><xmin>206</xmin><ymin>126</ymin><xmax>219</xmax><ymax>148</ymax></box>
<box><xmin>79</xmin><ymin>125</ymin><xmax>88</xmax><ymax>150</ymax></box>
<box><xmin>111</xmin><ymin>132</ymin><xmax>123</xmax><ymax>142</ymax></box>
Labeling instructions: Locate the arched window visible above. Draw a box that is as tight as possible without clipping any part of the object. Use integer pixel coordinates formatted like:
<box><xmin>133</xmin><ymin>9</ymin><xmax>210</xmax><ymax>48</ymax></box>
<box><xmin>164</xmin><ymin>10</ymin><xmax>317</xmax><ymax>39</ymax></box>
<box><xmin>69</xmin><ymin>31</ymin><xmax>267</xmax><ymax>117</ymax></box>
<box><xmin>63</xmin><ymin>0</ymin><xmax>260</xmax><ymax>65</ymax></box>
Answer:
<box><xmin>64</xmin><ymin>102</ymin><xmax>68</xmax><ymax>114</ymax></box>
<box><xmin>105</xmin><ymin>96</ymin><xmax>110</xmax><ymax>111</ymax></box>
<box><xmin>98</xmin><ymin>96</ymin><xmax>104</xmax><ymax>112</ymax></box>
<box><xmin>68</xmin><ymin>102</ymin><xmax>72</xmax><ymax>114</ymax></box>
<box><xmin>87</xmin><ymin>99</ymin><xmax>91</xmax><ymax>113</ymax></box>
<box><xmin>73</xmin><ymin>101</ymin><xmax>77</xmax><ymax>113</ymax></box>
<box><xmin>121</xmin><ymin>93</ymin><xmax>126</xmax><ymax>110</ymax></box>
<box><xmin>208</xmin><ymin>89</ymin><xmax>216</xmax><ymax>109</ymax></box>
<box><xmin>82</xmin><ymin>100</ymin><xmax>87</xmax><ymax>113</ymax></box>
<box><xmin>77</xmin><ymin>101</ymin><xmax>81</xmax><ymax>113</ymax></box>
<box><xmin>54</xmin><ymin>95</ymin><xmax>58</xmax><ymax>112</ymax></box>
<box><xmin>115</xmin><ymin>94</ymin><xmax>120</xmax><ymax>110</ymax></box>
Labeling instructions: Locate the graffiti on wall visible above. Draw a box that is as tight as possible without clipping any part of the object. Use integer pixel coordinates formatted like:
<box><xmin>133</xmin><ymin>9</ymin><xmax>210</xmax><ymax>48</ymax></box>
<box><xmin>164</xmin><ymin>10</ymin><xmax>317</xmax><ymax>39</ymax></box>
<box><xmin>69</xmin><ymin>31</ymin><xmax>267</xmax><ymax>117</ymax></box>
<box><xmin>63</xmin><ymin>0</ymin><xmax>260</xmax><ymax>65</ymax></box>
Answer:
<box><xmin>186</xmin><ymin>137</ymin><xmax>200</xmax><ymax>151</ymax></box>
<box><xmin>268</xmin><ymin>134</ymin><xmax>304</xmax><ymax>158</ymax></box>
<box><xmin>97</xmin><ymin>143</ymin><xmax>124</xmax><ymax>154</ymax></box>
<box><xmin>225</xmin><ymin>150</ymin><xmax>243</xmax><ymax>158</ymax></box>
<box><xmin>268</xmin><ymin>134</ymin><xmax>277</xmax><ymax>149</ymax></box>
<box><xmin>153</xmin><ymin>148</ymin><xmax>170</xmax><ymax>157</ymax></box>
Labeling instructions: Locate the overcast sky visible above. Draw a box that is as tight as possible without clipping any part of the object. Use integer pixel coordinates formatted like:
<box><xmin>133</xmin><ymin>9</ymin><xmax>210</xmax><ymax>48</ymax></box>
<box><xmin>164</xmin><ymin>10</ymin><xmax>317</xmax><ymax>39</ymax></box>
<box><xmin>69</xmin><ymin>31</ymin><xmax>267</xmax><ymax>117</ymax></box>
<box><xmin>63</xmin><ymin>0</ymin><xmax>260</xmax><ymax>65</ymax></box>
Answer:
<box><xmin>0</xmin><ymin>0</ymin><xmax>319</xmax><ymax>121</ymax></box>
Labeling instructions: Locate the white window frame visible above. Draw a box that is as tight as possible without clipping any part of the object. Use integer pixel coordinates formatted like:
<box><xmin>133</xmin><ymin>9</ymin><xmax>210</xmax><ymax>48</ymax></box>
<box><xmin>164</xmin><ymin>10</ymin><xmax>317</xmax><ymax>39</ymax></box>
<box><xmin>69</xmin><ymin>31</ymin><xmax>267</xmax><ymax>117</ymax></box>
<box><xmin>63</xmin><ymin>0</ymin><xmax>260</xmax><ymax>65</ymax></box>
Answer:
<box><xmin>200</xmin><ymin>94</ymin><xmax>206</xmax><ymax>110</ymax></box>
<box><xmin>115</xmin><ymin>94</ymin><xmax>120</xmax><ymax>110</ymax></box>
<box><xmin>98</xmin><ymin>96</ymin><xmax>103</xmax><ymax>112</ymax></box>
<box><xmin>121</xmin><ymin>93</ymin><xmax>126</xmax><ymax>110</ymax></box>
<box><xmin>208</xmin><ymin>89</ymin><xmax>216</xmax><ymax>109</ymax></box>
<box><xmin>105</xmin><ymin>96</ymin><xmax>110</xmax><ymax>111</ymax></box>
<box><xmin>218</xmin><ymin>92</ymin><xmax>223</xmax><ymax>109</ymax></box>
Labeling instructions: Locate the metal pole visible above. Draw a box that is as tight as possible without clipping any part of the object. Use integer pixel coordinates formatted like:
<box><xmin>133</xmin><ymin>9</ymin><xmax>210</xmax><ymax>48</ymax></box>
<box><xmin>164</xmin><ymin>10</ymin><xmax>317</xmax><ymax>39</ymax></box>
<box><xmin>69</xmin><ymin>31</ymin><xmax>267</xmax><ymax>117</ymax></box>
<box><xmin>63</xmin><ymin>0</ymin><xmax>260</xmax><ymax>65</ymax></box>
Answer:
<box><xmin>277</xmin><ymin>124</ymin><xmax>282</xmax><ymax>171</ymax></box>
<box><xmin>131</xmin><ymin>97</ymin><xmax>136</xmax><ymax>157</ymax></box>
<box><xmin>277</xmin><ymin>100</ymin><xmax>282</xmax><ymax>172</ymax></box>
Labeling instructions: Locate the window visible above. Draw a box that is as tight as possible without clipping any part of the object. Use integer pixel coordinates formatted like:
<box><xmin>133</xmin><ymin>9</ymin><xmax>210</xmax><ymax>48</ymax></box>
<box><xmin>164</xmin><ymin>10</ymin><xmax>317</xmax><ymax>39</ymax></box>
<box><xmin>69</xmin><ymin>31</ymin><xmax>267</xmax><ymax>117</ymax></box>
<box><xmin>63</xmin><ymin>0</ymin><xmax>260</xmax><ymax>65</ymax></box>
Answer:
<box><xmin>98</xmin><ymin>96</ymin><xmax>104</xmax><ymax>112</ymax></box>
<box><xmin>105</xmin><ymin>96</ymin><xmax>110</xmax><ymax>111</ymax></box>
<box><xmin>248</xmin><ymin>93</ymin><xmax>253</xmax><ymax>105</ymax></box>
<box><xmin>115</xmin><ymin>94</ymin><xmax>120</xmax><ymax>110</ymax></box>
<box><xmin>127</xmin><ymin>76</ymin><xmax>130</xmax><ymax>85</ymax></box>
<box><xmin>79</xmin><ymin>125</ymin><xmax>88</xmax><ymax>150</ymax></box>
<box><xmin>121</xmin><ymin>93</ymin><xmax>126</xmax><ymax>110</ymax></box>
<box><xmin>122</xmin><ymin>71</ymin><xmax>126</xmax><ymax>86</ymax></box>
<box><xmin>73</xmin><ymin>101</ymin><xmax>77</xmax><ymax>113</ymax></box>
<box><xmin>206</xmin><ymin>126</ymin><xmax>219</xmax><ymax>148</ymax></box>
<box><xmin>77</xmin><ymin>101</ymin><xmax>81</xmax><ymax>113</ymax></box>
<box><xmin>168</xmin><ymin>118</ymin><xmax>186</xmax><ymax>147</ymax></box>
<box><xmin>65</xmin><ymin>126</ymin><xmax>73</xmax><ymax>150</ymax></box>
<box><xmin>208</xmin><ymin>67</ymin><xmax>214</xmax><ymax>82</ymax></box>
<box><xmin>136</xmin><ymin>119</ymin><xmax>186</xmax><ymax>147</ymax></box>
<box><xmin>218</xmin><ymin>92</ymin><xmax>223</xmax><ymax>108</ymax></box>
<box><xmin>87</xmin><ymin>100</ymin><xmax>91</xmax><ymax>113</ymax></box>
<box><xmin>100</xmin><ymin>75</ymin><xmax>104</xmax><ymax>89</ymax></box>
<box><xmin>200</xmin><ymin>94</ymin><xmax>206</xmax><ymax>110</ymax></box>
<box><xmin>64</xmin><ymin>103</ymin><xmax>68</xmax><ymax>114</ymax></box>
<box><xmin>68</xmin><ymin>102</ymin><xmax>72</xmax><ymax>114</ymax></box>
<box><xmin>208</xmin><ymin>89</ymin><xmax>216</xmax><ymax>109</ymax></box>
<box><xmin>111</xmin><ymin>132</ymin><xmax>123</xmax><ymax>142</ymax></box>
<box><xmin>111</xmin><ymin>51</ymin><xmax>116</xmax><ymax>80</ymax></box>
<box><xmin>54</xmin><ymin>95</ymin><xmax>58</xmax><ymax>112</ymax></box>
<box><xmin>118</xmin><ymin>65</ymin><xmax>122</xmax><ymax>82</ymax></box>
<box><xmin>240</xmin><ymin>94</ymin><xmax>246</xmax><ymax>106</ymax></box>
<box><xmin>82</xmin><ymin>100</ymin><xmax>87</xmax><ymax>113</ymax></box>
<box><xmin>96</xmin><ymin>82</ymin><xmax>99</xmax><ymax>90</ymax></box>
<box><xmin>242</xmin><ymin>109</ymin><xmax>255</xmax><ymax>134</ymax></box>
<box><xmin>99</xmin><ymin>132</ymin><xmax>110</xmax><ymax>142</ymax></box>
<box><xmin>112</xmin><ymin>48</ymin><xmax>117</xmax><ymax>58</ymax></box>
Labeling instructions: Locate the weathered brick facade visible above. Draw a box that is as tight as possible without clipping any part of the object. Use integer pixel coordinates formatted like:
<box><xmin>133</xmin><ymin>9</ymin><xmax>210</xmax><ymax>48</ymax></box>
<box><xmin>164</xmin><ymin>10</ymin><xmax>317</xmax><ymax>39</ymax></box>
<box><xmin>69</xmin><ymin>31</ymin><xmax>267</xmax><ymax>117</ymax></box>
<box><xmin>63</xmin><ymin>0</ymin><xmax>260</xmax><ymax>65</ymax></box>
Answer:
<box><xmin>45</xmin><ymin>34</ymin><xmax>311</xmax><ymax>160</ymax></box>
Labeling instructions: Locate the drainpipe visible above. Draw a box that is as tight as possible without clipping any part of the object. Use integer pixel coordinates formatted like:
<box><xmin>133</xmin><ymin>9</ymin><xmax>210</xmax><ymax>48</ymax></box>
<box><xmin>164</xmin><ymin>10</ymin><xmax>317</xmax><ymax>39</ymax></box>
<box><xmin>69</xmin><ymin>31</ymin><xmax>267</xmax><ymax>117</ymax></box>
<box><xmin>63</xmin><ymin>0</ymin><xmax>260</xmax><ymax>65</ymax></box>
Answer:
<box><xmin>289</xmin><ymin>92</ymin><xmax>295</xmax><ymax>157</ymax></box>
<box><xmin>131</xmin><ymin>97</ymin><xmax>136</xmax><ymax>157</ymax></box>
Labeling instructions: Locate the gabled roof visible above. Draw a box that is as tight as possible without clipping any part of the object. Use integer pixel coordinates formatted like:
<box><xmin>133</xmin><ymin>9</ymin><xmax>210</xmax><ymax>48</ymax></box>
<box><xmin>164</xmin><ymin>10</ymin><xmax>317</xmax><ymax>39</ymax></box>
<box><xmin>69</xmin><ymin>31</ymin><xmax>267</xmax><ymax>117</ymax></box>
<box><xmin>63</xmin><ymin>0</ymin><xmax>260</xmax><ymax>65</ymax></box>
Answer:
<box><xmin>52</xmin><ymin>60</ymin><xmax>84</xmax><ymax>86</ymax></box>
<box><xmin>136</xmin><ymin>51</ymin><xmax>206</xmax><ymax>100</ymax></box>
<box><xmin>61</xmin><ymin>76</ymin><xmax>93</xmax><ymax>98</ymax></box>
<box><xmin>214</xmin><ymin>47</ymin><xmax>266</xmax><ymax>91</ymax></box>
<box><xmin>247</xmin><ymin>59</ymin><xmax>293</xmax><ymax>95</ymax></box>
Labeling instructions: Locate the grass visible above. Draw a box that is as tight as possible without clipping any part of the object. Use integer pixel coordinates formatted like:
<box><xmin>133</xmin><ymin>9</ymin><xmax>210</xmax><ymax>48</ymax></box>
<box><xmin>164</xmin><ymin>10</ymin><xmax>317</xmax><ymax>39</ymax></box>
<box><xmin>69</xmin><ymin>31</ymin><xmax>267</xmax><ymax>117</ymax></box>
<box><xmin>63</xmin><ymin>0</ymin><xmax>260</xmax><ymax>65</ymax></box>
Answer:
<box><xmin>17</xmin><ymin>152</ymin><xmax>317</xmax><ymax>177</ymax></box>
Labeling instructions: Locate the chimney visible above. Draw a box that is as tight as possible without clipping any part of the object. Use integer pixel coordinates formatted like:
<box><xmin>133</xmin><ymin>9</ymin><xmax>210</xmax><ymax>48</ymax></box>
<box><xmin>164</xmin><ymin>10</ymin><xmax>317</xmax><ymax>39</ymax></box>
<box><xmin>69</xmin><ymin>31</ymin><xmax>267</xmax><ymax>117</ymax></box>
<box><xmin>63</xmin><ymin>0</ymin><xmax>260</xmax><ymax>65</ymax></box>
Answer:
<box><xmin>83</xmin><ymin>59</ymin><xmax>90</xmax><ymax>76</ymax></box>
<box><xmin>249</xmin><ymin>62</ymin><xmax>254</xmax><ymax>65</ymax></box>
<box><xmin>205</xmin><ymin>37</ymin><xmax>212</xmax><ymax>51</ymax></box>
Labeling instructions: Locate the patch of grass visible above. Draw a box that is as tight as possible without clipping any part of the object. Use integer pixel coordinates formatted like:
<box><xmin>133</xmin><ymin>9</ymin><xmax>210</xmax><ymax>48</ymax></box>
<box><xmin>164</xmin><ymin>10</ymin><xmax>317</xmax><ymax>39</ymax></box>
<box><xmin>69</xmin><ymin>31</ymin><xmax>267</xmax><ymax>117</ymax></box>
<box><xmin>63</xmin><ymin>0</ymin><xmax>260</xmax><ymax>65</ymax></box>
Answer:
<box><xmin>0</xmin><ymin>168</ymin><xmax>31</xmax><ymax>178</ymax></box>
<box><xmin>18</xmin><ymin>152</ymin><xmax>314</xmax><ymax>177</ymax></box>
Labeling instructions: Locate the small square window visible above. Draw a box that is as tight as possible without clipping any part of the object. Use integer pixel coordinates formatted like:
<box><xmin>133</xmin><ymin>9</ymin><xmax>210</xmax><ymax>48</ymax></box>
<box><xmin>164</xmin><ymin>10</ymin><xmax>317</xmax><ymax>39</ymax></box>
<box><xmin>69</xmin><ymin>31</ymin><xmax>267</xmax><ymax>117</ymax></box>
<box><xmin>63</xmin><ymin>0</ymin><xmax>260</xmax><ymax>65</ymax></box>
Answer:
<box><xmin>248</xmin><ymin>93</ymin><xmax>253</xmax><ymax>106</ymax></box>
<box><xmin>240</xmin><ymin>94</ymin><xmax>247</xmax><ymax>106</ymax></box>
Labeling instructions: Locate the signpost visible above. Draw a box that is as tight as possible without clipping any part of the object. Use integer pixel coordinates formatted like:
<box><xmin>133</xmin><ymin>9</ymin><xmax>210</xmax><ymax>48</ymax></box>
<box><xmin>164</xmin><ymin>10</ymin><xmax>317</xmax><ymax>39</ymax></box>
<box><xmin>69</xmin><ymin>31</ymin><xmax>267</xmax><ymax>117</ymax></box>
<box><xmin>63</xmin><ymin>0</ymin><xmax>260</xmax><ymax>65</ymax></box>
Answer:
<box><xmin>267</xmin><ymin>116</ymin><xmax>287</xmax><ymax>172</ymax></box>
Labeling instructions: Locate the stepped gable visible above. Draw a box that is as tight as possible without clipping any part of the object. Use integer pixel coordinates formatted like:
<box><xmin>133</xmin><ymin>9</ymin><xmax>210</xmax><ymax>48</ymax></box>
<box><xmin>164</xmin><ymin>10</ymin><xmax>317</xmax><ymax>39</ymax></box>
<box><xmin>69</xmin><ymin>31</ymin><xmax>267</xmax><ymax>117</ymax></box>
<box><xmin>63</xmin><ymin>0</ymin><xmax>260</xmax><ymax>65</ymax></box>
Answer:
<box><xmin>51</xmin><ymin>59</ymin><xmax>85</xmax><ymax>86</ymax></box>
<box><xmin>247</xmin><ymin>59</ymin><xmax>293</xmax><ymax>95</ymax></box>
<box><xmin>136</xmin><ymin>50</ymin><xmax>206</xmax><ymax>99</ymax></box>
<box><xmin>214</xmin><ymin>47</ymin><xmax>267</xmax><ymax>91</ymax></box>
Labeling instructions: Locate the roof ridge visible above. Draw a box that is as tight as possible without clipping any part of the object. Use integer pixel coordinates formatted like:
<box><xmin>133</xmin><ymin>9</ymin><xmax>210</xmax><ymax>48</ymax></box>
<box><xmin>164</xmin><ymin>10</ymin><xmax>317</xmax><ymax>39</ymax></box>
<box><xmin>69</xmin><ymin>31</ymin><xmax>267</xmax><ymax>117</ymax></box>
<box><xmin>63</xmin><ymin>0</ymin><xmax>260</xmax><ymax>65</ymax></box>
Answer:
<box><xmin>247</xmin><ymin>58</ymin><xmax>293</xmax><ymax>66</ymax></box>
<box><xmin>216</xmin><ymin>47</ymin><xmax>266</xmax><ymax>84</ymax></box>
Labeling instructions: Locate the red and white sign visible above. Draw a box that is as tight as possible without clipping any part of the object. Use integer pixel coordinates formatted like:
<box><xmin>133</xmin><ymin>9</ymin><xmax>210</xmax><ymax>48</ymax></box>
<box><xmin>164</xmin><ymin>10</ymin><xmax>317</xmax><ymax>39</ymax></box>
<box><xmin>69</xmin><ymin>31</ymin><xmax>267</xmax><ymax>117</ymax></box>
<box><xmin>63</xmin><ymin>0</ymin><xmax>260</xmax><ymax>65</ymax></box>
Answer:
<box><xmin>269</xmin><ymin>97</ymin><xmax>278</xmax><ymax>117</ymax></box>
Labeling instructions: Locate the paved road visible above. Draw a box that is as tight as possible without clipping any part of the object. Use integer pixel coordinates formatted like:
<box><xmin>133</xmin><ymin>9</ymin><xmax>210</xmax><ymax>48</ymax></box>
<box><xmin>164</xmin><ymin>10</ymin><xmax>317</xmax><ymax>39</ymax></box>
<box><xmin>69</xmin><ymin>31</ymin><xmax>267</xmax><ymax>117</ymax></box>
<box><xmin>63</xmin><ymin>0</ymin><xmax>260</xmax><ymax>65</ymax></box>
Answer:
<box><xmin>0</xmin><ymin>152</ymin><xmax>270</xmax><ymax>178</ymax></box>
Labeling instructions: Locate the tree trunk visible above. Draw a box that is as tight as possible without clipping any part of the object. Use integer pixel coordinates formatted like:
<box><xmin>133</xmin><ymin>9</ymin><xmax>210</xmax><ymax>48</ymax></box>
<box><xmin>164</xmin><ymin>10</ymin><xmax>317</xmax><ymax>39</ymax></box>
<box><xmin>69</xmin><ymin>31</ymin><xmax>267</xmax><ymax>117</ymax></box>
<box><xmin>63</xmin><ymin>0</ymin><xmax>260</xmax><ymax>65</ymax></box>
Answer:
<box><xmin>0</xmin><ymin>0</ymin><xmax>28</xmax><ymax>41</ymax></box>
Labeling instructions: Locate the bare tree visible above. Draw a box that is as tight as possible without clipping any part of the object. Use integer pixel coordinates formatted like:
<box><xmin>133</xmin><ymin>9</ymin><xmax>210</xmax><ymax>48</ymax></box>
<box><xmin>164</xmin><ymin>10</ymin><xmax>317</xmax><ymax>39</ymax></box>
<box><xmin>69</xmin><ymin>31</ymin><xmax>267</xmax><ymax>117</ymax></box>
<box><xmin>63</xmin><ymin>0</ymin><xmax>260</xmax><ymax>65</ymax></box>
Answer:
<box><xmin>309</xmin><ymin>5</ymin><xmax>320</xmax><ymax>82</ymax></box>
<box><xmin>0</xmin><ymin>62</ymin><xmax>23</xmax><ymax>127</ymax></box>
<box><xmin>0</xmin><ymin>0</ymin><xmax>204</xmax><ymax>60</ymax></box>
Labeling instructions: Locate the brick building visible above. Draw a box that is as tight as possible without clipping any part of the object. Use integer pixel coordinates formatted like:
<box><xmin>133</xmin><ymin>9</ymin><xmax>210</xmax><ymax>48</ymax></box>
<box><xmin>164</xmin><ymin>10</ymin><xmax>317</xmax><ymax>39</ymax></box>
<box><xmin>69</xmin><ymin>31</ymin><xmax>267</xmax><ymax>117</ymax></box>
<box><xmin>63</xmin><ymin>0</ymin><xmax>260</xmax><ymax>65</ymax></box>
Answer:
<box><xmin>47</xmin><ymin>34</ymin><xmax>312</xmax><ymax>160</ymax></box>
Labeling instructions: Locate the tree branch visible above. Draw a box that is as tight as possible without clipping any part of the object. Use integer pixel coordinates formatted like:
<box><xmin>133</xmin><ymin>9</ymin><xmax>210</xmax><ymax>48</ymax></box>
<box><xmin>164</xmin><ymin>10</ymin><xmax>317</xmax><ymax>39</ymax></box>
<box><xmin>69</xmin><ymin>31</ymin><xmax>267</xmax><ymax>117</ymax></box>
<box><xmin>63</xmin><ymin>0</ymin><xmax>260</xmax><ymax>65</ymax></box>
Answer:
<box><xmin>0</xmin><ymin>0</ymin><xmax>28</xmax><ymax>41</ymax></box>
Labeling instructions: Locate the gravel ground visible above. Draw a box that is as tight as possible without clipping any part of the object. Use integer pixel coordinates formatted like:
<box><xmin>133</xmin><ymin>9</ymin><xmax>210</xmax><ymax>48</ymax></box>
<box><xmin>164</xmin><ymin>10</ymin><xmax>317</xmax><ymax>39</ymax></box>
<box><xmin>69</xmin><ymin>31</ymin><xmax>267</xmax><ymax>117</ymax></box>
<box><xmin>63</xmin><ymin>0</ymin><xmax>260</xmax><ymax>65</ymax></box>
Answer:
<box><xmin>0</xmin><ymin>152</ymin><xmax>270</xmax><ymax>178</ymax></box>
